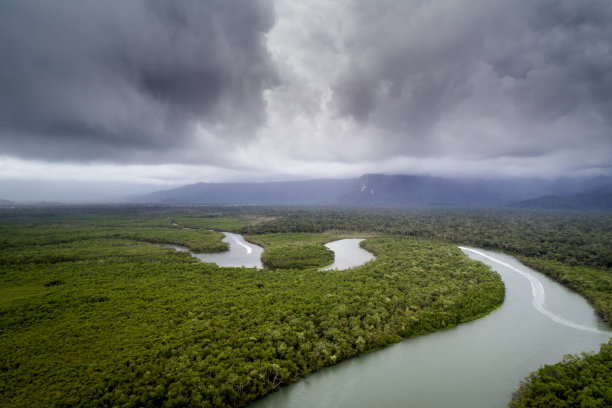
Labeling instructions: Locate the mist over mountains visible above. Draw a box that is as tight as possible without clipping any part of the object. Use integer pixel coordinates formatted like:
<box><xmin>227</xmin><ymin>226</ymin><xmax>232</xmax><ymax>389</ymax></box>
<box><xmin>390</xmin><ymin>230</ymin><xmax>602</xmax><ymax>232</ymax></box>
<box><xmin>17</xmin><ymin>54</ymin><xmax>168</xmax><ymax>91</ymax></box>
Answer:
<box><xmin>133</xmin><ymin>174</ymin><xmax>612</xmax><ymax>210</ymax></box>
<box><xmin>135</xmin><ymin>179</ymin><xmax>355</xmax><ymax>206</ymax></box>
<box><xmin>508</xmin><ymin>188</ymin><xmax>612</xmax><ymax>211</ymax></box>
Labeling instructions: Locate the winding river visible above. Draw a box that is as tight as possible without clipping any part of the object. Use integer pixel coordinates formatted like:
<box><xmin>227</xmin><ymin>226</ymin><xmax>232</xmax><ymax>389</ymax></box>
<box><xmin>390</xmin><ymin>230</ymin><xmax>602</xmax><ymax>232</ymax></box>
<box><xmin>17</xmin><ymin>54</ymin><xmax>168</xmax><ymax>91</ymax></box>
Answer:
<box><xmin>250</xmin><ymin>246</ymin><xmax>610</xmax><ymax>408</ymax></box>
<box><xmin>321</xmin><ymin>238</ymin><xmax>375</xmax><ymax>270</ymax></box>
<box><xmin>194</xmin><ymin>232</ymin><xmax>264</xmax><ymax>269</ymax></box>
<box><xmin>166</xmin><ymin>234</ymin><xmax>372</xmax><ymax>271</ymax></box>
<box><xmin>166</xmin><ymin>234</ymin><xmax>610</xmax><ymax>407</ymax></box>
<box><xmin>163</xmin><ymin>232</ymin><xmax>264</xmax><ymax>269</ymax></box>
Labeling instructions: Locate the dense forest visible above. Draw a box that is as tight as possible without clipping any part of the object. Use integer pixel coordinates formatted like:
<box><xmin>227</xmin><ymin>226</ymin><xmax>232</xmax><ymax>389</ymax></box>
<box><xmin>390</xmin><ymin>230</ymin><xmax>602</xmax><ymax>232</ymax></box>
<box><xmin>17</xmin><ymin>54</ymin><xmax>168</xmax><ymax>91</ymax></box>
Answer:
<box><xmin>247</xmin><ymin>233</ymin><xmax>336</xmax><ymax>270</ymax></box>
<box><xmin>509</xmin><ymin>340</ymin><xmax>611</xmax><ymax>407</ymax></box>
<box><xmin>0</xmin><ymin>205</ymin><xmax>610</xmax><ymax>407</ymax></box>
<box><xmin>239</xmin><ymin>207</ymin><xmax>612</xmax><ymax>323</ymax></box>
<box><xmin>0</xmin><ymin>206</ymin><xmax>504</xmax><ymax>407</ymax></box>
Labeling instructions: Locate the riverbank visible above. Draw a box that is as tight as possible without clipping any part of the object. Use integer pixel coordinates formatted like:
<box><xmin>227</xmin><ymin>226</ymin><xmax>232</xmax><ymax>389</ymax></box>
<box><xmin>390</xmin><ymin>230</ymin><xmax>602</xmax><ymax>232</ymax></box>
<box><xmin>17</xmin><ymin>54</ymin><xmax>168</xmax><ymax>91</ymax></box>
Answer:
<box><xmin>251</xmin><ymin>248</ymin><xmax>610</xmax><ymax>408</ymax></box>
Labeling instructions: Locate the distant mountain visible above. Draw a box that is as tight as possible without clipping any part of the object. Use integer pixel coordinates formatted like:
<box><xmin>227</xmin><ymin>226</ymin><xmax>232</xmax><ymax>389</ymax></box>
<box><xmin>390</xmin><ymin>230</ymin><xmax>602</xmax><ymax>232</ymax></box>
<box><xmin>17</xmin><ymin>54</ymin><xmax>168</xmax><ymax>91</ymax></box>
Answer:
<box><xmin>134</xmin><ymin>174</ymin><xmax>612</xmax><ymax>209</ymax></box>
<box><xmin>339</xmin><ymin>174</ymin><xmax>503</xmax><ymax>207</ymax></box>
<box><xmin>0</xmin><ymin>199</ymin><xmax>14</xmax><ymax>207</ymax></box>
<box><xmin>134</xmin><ymin>179</ymin><xmax>357</xmax><ymax>205</ymax></box>
<box><xmin>509</xmin><ymin>186</ymin><xmax>612</xmax><ymax>211</ymax></box>
<box><xmin>337</xmin><ymin>174</ymin><xmax>612</xmax><ymax>207</ymax></box>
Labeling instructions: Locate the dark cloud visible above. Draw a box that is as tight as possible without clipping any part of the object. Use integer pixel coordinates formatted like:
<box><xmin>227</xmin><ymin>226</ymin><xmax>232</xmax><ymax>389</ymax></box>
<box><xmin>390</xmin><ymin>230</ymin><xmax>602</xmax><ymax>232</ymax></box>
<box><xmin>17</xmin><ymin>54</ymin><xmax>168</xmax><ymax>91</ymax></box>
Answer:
<box><xmin>331</xmin><ymin>0</ymin><xmax>612</xmax><ymax>158</ymax></box>
<box><xmin>0</xmin><ymin>0</ymin><xmax>278</xmax><ymax>162</ymax></box>
<box><xmin>1</xmin><ymin>0</ymin><xmax>611</xmax><ymax>184</ymax></box>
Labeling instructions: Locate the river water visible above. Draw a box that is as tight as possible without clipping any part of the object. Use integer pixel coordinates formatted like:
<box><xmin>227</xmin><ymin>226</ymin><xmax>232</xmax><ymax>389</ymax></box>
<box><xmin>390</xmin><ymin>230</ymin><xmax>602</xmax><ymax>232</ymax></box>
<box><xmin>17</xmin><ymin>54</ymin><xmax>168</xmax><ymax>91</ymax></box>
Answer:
<box><xmin>163</xmin><ymin>235</ymin><xmax>609</xmax><ymax>407</ymax></box>
<box><xmin>250</xmin><ymin>247</ymin><xmax>610</xmax><ymax>408</ymax></box>
<box><xmin>165</xmin><ymin>235</ymin><xmax>373</xmax><ymax>271</ymax></box>
<box><xmin>162</xmin><ymin>232</ymin><xmax>264</xmax><ymax>269</ymax></box>
<box><xmin>320</xmin><ymin>239</ymin><xmax>375</xmax><ymax>270</ymax></box>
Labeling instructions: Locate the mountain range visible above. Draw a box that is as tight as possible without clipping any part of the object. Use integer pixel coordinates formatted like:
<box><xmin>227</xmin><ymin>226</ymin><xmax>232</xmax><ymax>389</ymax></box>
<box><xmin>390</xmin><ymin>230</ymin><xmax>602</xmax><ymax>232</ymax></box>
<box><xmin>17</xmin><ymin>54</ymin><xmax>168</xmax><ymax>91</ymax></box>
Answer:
<box><xmin>509</xmin><ymin>187</ymin><xmax>612</xmax><ymax>211</ymax></box>
<box><xmin>132</xmin><ymin>174</ymin><xmax>612</xmax><ymax>210</ymax></box>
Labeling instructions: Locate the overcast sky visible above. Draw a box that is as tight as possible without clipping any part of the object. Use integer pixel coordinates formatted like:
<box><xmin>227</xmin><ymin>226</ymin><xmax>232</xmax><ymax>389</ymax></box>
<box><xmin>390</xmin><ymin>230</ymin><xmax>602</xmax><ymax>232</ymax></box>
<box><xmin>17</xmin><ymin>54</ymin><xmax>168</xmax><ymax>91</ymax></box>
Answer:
<box><xmin>1</xmin><ymin>0</ymin><xmax>611</xmax><ymax>200</ymax></box>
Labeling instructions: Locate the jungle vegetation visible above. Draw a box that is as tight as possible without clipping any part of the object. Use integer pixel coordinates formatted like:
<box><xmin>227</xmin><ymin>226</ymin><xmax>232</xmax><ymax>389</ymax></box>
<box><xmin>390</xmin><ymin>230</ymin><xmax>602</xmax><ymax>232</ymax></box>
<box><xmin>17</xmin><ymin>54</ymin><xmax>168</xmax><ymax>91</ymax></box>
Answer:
<box><xmin>0</xmin><ymin>206</ymin><xmax>504</xmax><ymax>407</ymax></box>
<box><xmin>240</xmin><ymin>207</ymin><xmax>612</xmax><ymax>323</ymax></box>
<box><xmin>246</xmin><ymin>233</ymin><xmax>336</xmax><ymax>270</ymax></box>
<box><xmin>509</xmin><ymin>340</ymin><xmax>611</xmax><ymax>408</ymax></box>
<box><xmin>0</xmin><ymin>205</ymin><xmax>610</xmax><ymax>407</ymax></box>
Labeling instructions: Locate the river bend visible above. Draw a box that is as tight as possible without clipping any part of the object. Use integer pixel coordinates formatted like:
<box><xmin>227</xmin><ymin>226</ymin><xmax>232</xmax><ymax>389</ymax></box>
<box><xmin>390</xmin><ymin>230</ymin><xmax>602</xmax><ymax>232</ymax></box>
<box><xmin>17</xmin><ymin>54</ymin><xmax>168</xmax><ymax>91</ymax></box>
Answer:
<box><xmin>321</xmin><ymin>238</ymin><xmax>375</xmax><ymax>270</ymax></box>
<box><xmin>163</xmin><ymin>235</ymin><xmax>609</xmax><ymax>406</ymax></box>
<box><xmin>250</xmin><ymin>247</ymin><xmax>610</xmax><ymax>408</ymax></box>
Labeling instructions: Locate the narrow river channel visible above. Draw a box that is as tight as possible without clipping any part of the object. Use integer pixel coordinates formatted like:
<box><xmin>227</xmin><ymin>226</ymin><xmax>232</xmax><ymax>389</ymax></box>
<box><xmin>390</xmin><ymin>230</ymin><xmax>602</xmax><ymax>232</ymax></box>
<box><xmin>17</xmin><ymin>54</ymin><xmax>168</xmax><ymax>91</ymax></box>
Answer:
<box><xmin>249</xmin><ymin>247</ymin><xmax>610</xmax><ymax>408</ymax></box>
<box><xmin>321</xmin><ymin>238</ymin><xmax>375</xmax><ymax>270</ymax></box>
<box><xmin>165</xmin><ymin>234</ymin><xmax>373</xmax><ymax>271</ymax></box>
<box><xmin>194</xmin><ymin>232</ymin><xmax>264</xmax><ymax>269</ymax></box>
<box><xmin>163</xmin><ymin>232</ymin><xmax>264</xmax><ymax>269</ymax></box>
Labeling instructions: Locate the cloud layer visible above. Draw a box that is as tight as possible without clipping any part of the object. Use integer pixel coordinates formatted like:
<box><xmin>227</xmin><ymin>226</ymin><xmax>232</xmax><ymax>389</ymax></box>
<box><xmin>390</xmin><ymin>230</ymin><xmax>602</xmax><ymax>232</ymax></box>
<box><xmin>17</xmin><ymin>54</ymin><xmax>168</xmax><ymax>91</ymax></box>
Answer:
<box><xmin>0</xmin><ymin>0</ymin><xmax>611</xmax><ymax>184</ymax></box>
<box><xmin>0</xmin><ymin>0</ymin><xmax>277</xmax><ymax>162</ymax></box>
<box><xmin>329</xmin><ymin>0</ymin><xmax>612</xmax><ymax>163</ymax></box>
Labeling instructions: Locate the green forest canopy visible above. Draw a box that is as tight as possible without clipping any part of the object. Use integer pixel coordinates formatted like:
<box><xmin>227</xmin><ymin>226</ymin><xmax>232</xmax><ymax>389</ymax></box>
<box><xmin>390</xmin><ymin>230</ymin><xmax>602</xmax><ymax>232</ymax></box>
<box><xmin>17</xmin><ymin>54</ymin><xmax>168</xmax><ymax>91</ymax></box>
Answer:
<box><xmin>0</xmin><ymin>205</ymin><xmax>610</xmax><ymax>407</ymax></box>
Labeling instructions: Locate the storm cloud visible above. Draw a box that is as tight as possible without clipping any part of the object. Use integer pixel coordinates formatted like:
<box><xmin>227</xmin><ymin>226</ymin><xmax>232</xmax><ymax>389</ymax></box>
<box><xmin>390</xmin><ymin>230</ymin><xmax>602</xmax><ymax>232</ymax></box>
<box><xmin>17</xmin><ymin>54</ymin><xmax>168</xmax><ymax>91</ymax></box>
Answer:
<box><xmin>0</xmin><ymin>0</ymin><xmax>277</xmax><ymax>162</ymax></box>
<box><xmin>0</xmin><ymin>0</ymin><xmax>611</xmax><ymax>191</ymax></box>
<box><xmin>329</xmin><ymin>0</ymin><xmax>612</xmax><ymax>162</ymax></box>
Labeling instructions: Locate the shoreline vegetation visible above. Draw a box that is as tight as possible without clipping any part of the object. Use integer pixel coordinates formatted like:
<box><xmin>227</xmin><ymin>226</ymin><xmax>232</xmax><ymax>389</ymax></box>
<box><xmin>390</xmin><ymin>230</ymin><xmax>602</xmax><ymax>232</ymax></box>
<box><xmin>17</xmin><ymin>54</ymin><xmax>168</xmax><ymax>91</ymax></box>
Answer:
<box><xmin>509</xmin><ymin>340</ymin><xmax>611</xmax><ymax>408</ymax></box>
<box><xmin>1</xmin><ymin>205</ymin><xmax>610</xmax><ymax>407</ymax></box>
<box><xmin>247</xmin><ymin>233</ymin><xmax>336</xmax><ymax>270</ymax></box>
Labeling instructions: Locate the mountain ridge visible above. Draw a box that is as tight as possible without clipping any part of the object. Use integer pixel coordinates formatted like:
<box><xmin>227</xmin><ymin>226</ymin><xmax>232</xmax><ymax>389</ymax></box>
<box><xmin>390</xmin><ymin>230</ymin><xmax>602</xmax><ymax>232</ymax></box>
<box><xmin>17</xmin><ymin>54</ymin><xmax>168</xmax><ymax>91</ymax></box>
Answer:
<box><xmin>132</xmin><ymin>174</ymin><xmax>612</xmax><ymax>209</ymax></box>
<box><xmin>509</xmin><ymin>185</ymin><xmax>612</xmax><ymax>211</ymax></box>
<box><xmin>133</xmin><ymin>178</ymin><xmax>357</xmax><ymax>205</ymax></box>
